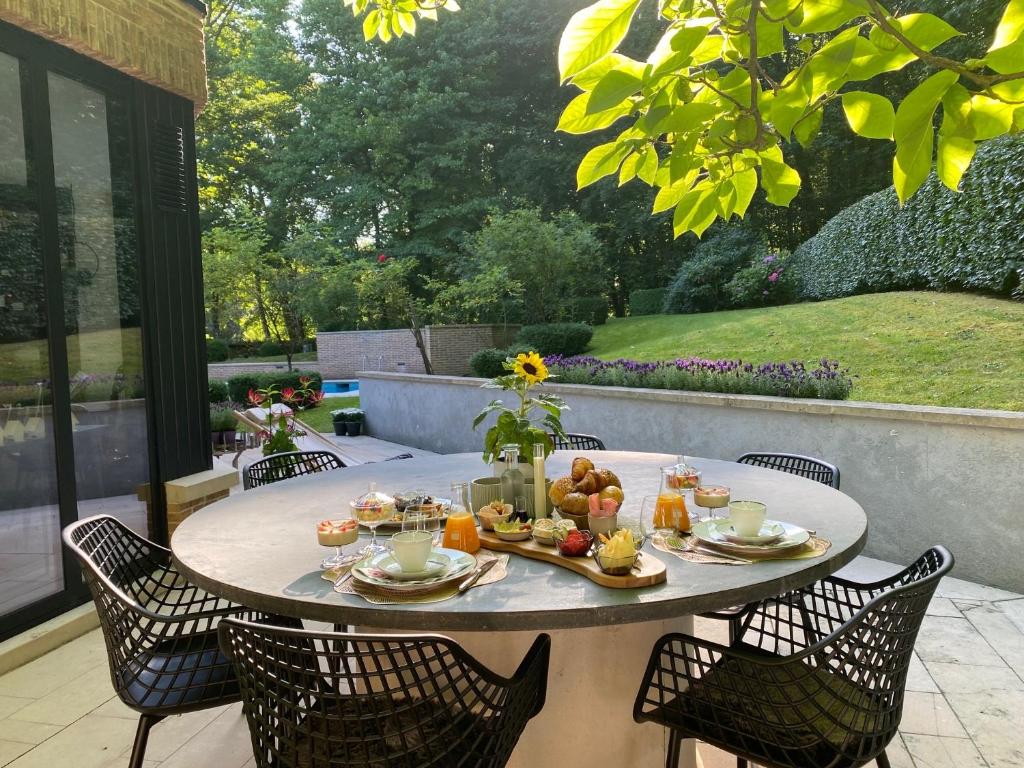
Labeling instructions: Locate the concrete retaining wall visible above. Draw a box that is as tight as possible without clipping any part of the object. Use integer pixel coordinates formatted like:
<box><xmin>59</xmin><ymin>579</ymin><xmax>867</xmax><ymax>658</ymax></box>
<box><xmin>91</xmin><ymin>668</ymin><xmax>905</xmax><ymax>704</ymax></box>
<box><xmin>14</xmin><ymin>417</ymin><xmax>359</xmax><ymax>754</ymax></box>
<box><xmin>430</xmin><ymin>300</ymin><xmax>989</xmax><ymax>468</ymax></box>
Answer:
<box><xmin>359</xmin><ymin>372</ymin><xmax>1024</xmax><ymax>592</ymax></box>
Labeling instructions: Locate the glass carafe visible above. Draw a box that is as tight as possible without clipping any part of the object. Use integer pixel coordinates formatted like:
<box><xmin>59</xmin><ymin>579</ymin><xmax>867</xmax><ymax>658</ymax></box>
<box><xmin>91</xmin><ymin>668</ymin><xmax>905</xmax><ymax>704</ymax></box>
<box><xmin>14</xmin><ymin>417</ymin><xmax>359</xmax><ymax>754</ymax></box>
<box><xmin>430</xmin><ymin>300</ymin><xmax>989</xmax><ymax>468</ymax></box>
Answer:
<box><xmin>654</xmin><ymin>466</ymin><xmax>690</xmax><ymax>534</ymax></box>
<box><xmin>500</xmin><ymin>444</ymin><xmax>525</xmax><ymax>509</ymax></box>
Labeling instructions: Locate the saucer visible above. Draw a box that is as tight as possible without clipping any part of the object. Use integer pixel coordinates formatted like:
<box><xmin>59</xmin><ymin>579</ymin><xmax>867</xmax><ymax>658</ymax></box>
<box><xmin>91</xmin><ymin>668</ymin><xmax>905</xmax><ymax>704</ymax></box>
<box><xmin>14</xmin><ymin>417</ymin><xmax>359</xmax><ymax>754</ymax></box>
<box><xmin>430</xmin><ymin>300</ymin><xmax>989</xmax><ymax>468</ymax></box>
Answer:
<box><xmin>372</xmin><ymin>551</ymin><xmax>451</xmax><ymax>581</ymax></box>
<box><xmin>716</xmin><ymin>519</ymin><xmax>785</xmax><ymax>545</ymax></box>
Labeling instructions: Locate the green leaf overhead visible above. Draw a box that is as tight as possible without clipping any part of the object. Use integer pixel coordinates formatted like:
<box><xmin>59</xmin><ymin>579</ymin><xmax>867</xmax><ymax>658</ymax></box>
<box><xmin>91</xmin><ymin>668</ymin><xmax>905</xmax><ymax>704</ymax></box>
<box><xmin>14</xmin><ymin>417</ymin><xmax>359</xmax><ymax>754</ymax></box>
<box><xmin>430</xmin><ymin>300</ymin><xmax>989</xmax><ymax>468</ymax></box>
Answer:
<box><xmin>842</xmin><ymin>91</ymin><xmax>896</xmax><ymax>140</ymax></box>
<box><xmin>988</xmin><ymin>0</ymin><xmax>1024</xmax><ymax>73</ymax></box>
<box><xmin>558</xmin><ymin>0</ymin><xmax>642</xmax><ymax>83</ymax></box>
<box><xmin>587</xmin><ymin>64</ymin><xmax>645</xmax><ymax>114</ymax></box>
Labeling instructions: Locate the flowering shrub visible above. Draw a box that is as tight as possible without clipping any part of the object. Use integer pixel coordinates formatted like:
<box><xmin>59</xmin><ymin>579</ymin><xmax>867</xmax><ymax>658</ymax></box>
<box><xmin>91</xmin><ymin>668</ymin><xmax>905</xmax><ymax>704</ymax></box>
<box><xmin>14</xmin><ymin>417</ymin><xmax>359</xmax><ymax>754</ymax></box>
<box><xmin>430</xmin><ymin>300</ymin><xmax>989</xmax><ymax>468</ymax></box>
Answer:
<box><xmin>725</xmin><ymin>250</ymin><xmax>796</xmax><ymax>308</ymax></box>
<box><xmin>545</xmin><ymin>356</ymin><xmax>852</xmax><ymax>400</ymax></box>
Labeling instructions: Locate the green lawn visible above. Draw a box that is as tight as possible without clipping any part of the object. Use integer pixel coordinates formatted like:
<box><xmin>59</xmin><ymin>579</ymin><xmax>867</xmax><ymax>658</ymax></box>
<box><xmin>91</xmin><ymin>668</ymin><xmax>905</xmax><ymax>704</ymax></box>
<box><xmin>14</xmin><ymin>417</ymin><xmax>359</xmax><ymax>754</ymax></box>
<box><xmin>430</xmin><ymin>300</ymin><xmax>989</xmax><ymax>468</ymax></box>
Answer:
<box><xmin>296</xmin><ymin>396</ymin><xmax>360</xmax><ymax>433</ymax></box>
<box><xmin>588</xmin><ymin>292</ymin><xmax>1024</xmax><ymax>411</ymax></box>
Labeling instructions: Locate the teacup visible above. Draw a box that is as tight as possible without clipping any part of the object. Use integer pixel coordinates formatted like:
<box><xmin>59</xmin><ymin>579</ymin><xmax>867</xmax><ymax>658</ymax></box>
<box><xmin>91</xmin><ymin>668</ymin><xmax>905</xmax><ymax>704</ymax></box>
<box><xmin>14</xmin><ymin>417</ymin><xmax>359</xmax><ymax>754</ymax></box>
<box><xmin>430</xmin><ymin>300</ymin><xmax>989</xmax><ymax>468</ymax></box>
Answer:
<box><xmin>728</xmin><ymin>500</ymin><xmax>767</xmax><ymax>538</ymax></box>
<box><xmin>391</xmin><ymin>530</ymin><xmax>432</xmax><ymax>572</ymax></box>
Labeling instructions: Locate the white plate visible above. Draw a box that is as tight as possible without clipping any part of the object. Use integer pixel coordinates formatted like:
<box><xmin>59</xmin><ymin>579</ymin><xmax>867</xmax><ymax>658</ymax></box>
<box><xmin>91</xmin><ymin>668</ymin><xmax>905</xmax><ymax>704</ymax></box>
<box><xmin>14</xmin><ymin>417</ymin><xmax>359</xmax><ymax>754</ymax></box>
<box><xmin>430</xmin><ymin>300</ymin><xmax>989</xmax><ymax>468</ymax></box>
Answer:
<box><xmin>370</xmin><ymin>552</ymin><xmax>451</xmax><ymax>581</ymax></box>
<box><xmin>715</xmin><ymin>519</ymin><xmax>786</xmax><ymax>545</ymax></box>
<box><xmin>352</xmin><ymin>547</ymin><xmax>475</xmax><ymax>591</ymax></box>
<box><xmin>359</xmin><ymin>498</ymin><xmax>452</xmax><ymax>529</ymax></box>
<box><xmin>693</xmin><ymin>519</ymin><xmax>810</xmax><ymax>555</ymax></box>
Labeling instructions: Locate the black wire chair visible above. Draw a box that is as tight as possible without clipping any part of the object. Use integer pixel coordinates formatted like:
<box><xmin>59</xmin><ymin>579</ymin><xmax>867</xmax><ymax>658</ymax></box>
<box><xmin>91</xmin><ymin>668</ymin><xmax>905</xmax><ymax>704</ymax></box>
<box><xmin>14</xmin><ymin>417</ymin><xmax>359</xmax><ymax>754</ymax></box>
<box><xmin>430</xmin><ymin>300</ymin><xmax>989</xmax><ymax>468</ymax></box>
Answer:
<box><xmin>550</xmin><ymin>433</ymin><xmax>606</xmax><ymax>451</ymax></box>
<box><xmin>243</xmin><ymin>449</ymin><xmax>346</xmax><ymax>490</ymax></box>
<box><xmin>62</xmin><ymin>515</ymin><xmax>300</xmax><ymax>768</ymax></box>
<box><xmin>736</xmin><ymin>452</ymin><xmax>840</xmax><ymax>489</ymax></box>
<box><xmin>635</xmin><ymin>546</ymin><xmax>953</xmax><ymax>768</ymax></box>
<box><xmin>218</xmin><ymin>618</ymin><xmax>551</xmax><ymax>768</ymax></box>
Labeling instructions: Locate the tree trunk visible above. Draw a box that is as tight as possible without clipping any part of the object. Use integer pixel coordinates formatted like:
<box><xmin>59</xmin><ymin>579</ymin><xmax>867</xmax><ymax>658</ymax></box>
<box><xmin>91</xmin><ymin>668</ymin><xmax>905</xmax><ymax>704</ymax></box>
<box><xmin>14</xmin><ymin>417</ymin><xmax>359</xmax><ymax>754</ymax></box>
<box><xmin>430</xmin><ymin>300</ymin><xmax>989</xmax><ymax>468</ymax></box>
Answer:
<box><xmin>408</xmin><ymin>303</ymin><xmax>433</xmax><ymax>375</ymax></box>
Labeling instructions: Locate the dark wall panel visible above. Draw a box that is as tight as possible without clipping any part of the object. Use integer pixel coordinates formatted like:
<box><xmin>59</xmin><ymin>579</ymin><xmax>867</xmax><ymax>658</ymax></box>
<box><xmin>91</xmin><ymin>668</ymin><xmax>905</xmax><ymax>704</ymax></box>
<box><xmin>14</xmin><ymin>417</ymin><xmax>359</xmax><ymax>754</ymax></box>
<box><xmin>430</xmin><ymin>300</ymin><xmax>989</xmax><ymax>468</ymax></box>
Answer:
<box><xmin>133</xmin><ymin>81</ymin><xmax>210</xmax><ymax>527</ymax></box>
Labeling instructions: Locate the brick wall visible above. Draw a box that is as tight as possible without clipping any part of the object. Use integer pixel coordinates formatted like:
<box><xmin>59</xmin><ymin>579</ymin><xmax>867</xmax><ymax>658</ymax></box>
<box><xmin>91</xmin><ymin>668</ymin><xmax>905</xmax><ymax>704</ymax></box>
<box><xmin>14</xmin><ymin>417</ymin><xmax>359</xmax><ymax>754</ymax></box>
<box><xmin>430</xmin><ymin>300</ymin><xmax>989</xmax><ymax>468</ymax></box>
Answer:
<box><xmin>317</xmin><ymin>329</ymin><xmax>426</xmax><ymax>378</ymax></box>
<box><xmin>1</xmin><ymin>0</ymin><xmax>207</xmax><ymax>109</ymax></box>
<box><xmin>316</xmin><ymin>325</ymin><xmax>519</xmax><ymax>379</ymax></box>
<box><xmin>424</xmin><ymin>324</ymin><xmax>519</xmax><ymax>375</ymax></box>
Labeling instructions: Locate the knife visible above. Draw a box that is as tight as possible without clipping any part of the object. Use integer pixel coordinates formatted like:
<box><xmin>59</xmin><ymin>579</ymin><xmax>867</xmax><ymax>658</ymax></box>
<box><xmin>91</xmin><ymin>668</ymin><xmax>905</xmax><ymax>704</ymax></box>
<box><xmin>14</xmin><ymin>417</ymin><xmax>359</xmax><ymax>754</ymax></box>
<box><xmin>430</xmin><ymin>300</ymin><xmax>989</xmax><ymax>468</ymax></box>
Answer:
<box><xmin>458</xmin><ymin>559</ymin><xmax>497</xmax><ymax>593</ymax></box>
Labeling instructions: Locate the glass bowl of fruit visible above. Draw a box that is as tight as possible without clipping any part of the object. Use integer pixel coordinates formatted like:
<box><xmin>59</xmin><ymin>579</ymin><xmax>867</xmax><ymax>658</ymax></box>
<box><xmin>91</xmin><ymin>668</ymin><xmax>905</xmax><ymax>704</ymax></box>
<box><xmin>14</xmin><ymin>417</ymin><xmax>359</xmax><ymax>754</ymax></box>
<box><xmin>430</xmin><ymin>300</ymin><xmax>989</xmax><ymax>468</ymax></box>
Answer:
<box><xmin>554</xmin><ymin>528</ymin><xmax>593</xmax><ymax>557</ymax></box>
<box><xmin>593</xmin><ymin>529</ymin><xmax>640</xmax><ymax>575</ymax></box>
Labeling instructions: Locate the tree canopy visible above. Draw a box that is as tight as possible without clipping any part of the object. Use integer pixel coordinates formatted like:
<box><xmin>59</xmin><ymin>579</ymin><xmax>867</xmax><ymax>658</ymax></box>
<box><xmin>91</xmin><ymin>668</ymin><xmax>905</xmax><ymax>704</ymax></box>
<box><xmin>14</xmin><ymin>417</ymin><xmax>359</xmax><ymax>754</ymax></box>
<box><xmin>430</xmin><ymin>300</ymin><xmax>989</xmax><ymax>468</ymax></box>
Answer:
<box><xmin>350</xmin><ymin>0</ymin><xmax>1024</xmax><ymax>236</ymax></box>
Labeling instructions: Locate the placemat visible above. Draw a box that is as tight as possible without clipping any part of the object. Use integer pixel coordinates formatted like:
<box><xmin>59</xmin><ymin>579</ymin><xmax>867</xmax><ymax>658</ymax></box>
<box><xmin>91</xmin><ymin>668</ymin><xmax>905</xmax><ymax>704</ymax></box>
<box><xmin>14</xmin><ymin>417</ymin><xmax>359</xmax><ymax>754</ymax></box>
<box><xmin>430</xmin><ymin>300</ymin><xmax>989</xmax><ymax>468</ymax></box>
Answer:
<box><xmin>322</xmin><ymin>550</ymin><xmax>509</xmax><ymax>604</ymax></box>
<box><xmin>652</xmin><ymin>533</ymin><xmax>832</xmax><ymax>566</ymax></box>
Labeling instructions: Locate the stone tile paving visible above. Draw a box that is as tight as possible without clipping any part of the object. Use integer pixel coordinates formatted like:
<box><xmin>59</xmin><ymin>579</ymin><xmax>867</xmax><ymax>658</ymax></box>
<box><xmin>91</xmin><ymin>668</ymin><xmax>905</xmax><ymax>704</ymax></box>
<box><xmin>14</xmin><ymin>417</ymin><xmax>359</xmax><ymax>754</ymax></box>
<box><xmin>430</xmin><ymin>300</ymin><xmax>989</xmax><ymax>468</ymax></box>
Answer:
<box><xmin>0</xmin><ymin>557</ymin><xmax>1021</xmax><ymax>768</ymax></box>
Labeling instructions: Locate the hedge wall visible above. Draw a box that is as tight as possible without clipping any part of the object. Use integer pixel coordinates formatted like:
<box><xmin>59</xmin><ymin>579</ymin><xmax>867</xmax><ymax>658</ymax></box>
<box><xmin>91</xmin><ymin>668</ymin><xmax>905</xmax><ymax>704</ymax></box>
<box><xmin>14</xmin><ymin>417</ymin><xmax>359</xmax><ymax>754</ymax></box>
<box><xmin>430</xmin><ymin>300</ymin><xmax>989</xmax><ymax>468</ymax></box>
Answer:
<box><xmin>629</xmin><ymin>288</ymin><xmax>666</xmax><ymax>315</ymax></box>
<box><xmin>793</xmin><ymin>135</ymin><xmax>1024</xmax><ymax>301</ymax></box>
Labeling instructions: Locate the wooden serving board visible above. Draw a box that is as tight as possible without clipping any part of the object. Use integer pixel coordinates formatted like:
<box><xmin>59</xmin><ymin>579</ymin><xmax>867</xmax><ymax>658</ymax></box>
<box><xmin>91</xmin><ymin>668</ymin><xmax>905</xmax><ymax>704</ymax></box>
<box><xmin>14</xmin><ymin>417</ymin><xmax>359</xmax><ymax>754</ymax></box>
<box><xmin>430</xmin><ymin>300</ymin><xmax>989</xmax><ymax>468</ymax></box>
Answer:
<box><xmin>478</xmin><ymin>531</ymin><xmax>666</xmax><ymax>589</ymax></box>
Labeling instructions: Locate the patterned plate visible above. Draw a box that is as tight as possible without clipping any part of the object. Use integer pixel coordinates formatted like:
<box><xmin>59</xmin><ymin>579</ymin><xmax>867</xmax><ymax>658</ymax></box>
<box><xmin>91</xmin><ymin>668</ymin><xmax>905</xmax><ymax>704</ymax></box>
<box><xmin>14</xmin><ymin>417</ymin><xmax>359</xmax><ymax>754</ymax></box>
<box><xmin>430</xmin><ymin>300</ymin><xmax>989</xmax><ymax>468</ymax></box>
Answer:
<box><xmin>352</xmin><ymin>547</ymin><xmax>475</xmax><ymax>591</ymax></box>
<box><xmin>692</xmin><ymin>519</ymin><xmax>810</xmax><ymax>556</ymax></box>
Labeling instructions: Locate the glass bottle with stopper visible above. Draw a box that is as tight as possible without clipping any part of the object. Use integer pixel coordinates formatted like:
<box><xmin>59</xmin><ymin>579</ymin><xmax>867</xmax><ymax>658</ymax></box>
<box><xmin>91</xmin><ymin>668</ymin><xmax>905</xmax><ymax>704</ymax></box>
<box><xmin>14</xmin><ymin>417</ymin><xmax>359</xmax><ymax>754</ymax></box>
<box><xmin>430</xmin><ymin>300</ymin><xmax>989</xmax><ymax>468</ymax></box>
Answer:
<box><xmin>499</xmin><ymin>444</ymin><xmax>525</xmax><ymax>514</ymax></box>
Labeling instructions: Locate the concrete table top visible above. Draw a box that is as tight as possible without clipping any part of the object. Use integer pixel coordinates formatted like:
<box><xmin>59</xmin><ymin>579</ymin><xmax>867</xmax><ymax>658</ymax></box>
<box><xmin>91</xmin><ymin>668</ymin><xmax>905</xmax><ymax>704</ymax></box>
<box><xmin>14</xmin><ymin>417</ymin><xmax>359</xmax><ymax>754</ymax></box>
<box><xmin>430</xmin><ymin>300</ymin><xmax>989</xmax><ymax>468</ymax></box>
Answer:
<box><xmin>171</xmin><ymin>451</ymin><xmax>867</xmax><ymax>631</ymax></box>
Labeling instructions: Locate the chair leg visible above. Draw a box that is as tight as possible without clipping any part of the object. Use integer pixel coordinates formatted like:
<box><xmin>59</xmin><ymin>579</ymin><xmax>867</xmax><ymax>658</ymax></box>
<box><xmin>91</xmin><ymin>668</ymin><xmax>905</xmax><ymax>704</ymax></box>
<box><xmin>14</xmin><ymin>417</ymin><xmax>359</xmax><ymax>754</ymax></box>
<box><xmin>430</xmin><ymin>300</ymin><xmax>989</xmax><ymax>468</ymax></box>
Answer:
<box><xmin>877</xmin><ymin>750</ymin><xmax>891</xmax><ymax>768</ymax></box>
<box><xmin>665</xmin><ymin>731</ymin><xmax>682</xmax><ymax>768</ymax></box>
<box><xmin>129</xmin><ymin>714</ymin><xmax>164</xmax><ymax>768</ymax></box>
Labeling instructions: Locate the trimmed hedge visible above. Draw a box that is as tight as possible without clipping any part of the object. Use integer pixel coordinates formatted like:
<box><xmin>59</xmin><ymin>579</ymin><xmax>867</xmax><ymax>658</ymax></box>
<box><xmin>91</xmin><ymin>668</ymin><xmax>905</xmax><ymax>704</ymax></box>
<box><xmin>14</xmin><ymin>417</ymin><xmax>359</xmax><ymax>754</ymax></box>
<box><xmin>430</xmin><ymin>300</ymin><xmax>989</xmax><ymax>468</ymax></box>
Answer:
<box><xmin>629</xmin><ymin>288</ymin><xmax>666</xmax><ymax>315</ymax></box>
<box><xmin>515</xmin><ymin>323</ymin><xmax>593</xmax><ymax>356</ymax></box>
<box><xmin>208</xmin><ymin>379</ymin><xmax>229</xmax><ymax>404</ymax></box>
<box><xmin>793</xmin><ymin>134</ymin><xmax>1024</xmax><ymax>301</ymax></box>
<box><xmin>469</xmin><ymin>345</ymin><xmax>529</xmax><ymax>378</ymax></box>
<box><xmin>257</xmin><ymin>340</ymin><xmax>285</xmax><ymax>357</ymax></box>
<box><xmin>206</xmin><ymin>338</ymin><xmax>230</xmax><ymax>362</ymax></box>
<box><xmin>226</xmin><ymin>370</ymin><xmax>323</xmax><ymax>403</ymax></box>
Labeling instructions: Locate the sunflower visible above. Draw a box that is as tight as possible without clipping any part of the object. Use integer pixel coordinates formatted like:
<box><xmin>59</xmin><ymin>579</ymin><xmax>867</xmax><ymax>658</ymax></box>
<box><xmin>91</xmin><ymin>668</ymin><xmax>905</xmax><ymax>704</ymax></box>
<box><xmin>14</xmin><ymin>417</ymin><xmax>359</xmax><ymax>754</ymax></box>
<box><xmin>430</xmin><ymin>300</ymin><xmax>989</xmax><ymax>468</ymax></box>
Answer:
<box><xmin>513</xmin><ymin>352</ymin><xmax>548</xmax><ymax>384</ymax></box>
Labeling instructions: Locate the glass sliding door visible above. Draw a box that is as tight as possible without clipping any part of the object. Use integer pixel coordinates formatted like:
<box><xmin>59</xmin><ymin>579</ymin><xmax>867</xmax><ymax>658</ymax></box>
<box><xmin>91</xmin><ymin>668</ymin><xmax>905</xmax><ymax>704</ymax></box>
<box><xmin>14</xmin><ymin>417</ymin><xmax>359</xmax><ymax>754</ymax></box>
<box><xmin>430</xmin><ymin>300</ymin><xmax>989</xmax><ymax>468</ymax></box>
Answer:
<box><xmin>48</xmin><ymin>73</ymin><xmax>151</xmax><ymax>532</ymax></box>
<box><xmin>0</xmin><ymin>50</ymin><xmax>66</xmax><ymax>617</ymax></box>
<box><xmin>0</xmin><ymin>27</ymin><xmax>157</xmax><ymax>636</ymax></box>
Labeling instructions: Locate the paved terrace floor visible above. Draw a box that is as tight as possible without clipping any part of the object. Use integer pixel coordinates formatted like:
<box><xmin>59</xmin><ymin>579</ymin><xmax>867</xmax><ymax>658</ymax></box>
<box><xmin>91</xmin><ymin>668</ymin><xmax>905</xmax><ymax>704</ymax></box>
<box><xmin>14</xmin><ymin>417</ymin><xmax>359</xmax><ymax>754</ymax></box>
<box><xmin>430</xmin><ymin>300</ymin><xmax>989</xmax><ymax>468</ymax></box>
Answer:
<box><xmin>0</xmin><ymin>557</ymin><xmax>1021</xmax><ymax>768</ymax></box>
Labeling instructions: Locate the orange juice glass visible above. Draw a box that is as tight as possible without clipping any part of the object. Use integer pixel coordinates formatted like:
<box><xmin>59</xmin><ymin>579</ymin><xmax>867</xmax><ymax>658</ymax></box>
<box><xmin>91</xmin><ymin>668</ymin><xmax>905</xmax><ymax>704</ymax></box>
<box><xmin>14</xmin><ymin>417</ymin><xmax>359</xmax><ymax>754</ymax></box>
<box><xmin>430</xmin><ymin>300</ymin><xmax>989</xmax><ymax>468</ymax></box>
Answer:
<box><xmin>443</xmin><ymin>511</ymin><xmax>480</xmax><ymax>553</ymax></box>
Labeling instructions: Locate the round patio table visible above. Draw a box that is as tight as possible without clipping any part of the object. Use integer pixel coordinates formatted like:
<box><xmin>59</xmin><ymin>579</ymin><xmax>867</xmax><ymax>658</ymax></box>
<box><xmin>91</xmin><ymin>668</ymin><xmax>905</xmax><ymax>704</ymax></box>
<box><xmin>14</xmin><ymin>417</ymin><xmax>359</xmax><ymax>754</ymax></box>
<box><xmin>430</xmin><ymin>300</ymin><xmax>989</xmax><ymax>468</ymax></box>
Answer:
<box><xmin>172</xmin><ymin>451</ymin><xmax>867</xmax><ymax>768</ymax></box>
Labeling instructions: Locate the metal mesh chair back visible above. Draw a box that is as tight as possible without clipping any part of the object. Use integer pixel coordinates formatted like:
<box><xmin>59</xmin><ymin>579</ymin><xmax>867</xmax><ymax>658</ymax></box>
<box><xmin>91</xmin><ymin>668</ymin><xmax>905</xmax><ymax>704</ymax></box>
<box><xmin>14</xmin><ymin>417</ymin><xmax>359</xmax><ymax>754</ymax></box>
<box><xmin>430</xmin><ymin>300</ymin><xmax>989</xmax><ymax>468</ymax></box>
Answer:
<box><xmin>737</xmin><ymin>451</ymin><xmax>840</xmax><ymax>489</ymax></box>
<box><xmin>219</xmin><ymin>619</ymin><xmax>551</xmax><ymax>768</ymax></box>
<box><xmin>243</xmin><ymin>450</ymin><xmax>346</xmax><ymax>489</ymax></box>
<box><xmin>635</xmin><ymin>546</ymin><xmax>952</xmax><ymax>768</ymax></box>
<box><xmin>550</xmin><ymin>433</ymin><xmax>606</xmax><ymax>451</ymax></box>
<box><xmin>63</xmin><ymin>515</ymin><xmax>250</xmax><ymax>713</ymax></box>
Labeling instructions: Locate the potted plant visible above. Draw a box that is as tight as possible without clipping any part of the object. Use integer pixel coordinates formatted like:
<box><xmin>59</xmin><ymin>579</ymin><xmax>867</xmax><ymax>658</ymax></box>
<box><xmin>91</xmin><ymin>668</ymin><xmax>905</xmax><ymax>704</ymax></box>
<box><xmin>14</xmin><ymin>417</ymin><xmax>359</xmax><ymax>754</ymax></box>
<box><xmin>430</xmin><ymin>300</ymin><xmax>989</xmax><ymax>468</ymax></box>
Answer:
<box><xmin>472</xmin><ymin>351</ymin><xmax>568</xmax><ymax>471</ymax></box>
<box><xmin>330</xmin><ymin>409</ymin><xmax>348</xmax><ymax>436</ymax></box>
<box><xmin>345</xmin><ymin>408</ymin><xmax>365</xmax><ymax>436</ymax></box>
<box><xmin>209</xmin><ymin>405</ymin><xmax>236</xmax><ymax>450</ymax></box>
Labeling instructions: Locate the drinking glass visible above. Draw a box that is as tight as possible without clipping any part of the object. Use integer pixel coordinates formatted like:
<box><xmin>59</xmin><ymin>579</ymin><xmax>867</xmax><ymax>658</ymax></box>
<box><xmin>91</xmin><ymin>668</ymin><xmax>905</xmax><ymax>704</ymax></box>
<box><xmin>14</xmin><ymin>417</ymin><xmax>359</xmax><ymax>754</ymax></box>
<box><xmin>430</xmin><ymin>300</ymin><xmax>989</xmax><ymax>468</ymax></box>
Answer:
<box><xmin>617</xmin><ymin>502</ymin><xmax>649</xmax><ymax>547</ymax></box>
<box><xmin>514</xmin><ymin>495</ymin><xmax>528</xmax><ymax>522</ymax></box>
<box><xmin>407</xmin><ymin>503</ymin><xmax>441</xmax><ymax>547</ymax></box>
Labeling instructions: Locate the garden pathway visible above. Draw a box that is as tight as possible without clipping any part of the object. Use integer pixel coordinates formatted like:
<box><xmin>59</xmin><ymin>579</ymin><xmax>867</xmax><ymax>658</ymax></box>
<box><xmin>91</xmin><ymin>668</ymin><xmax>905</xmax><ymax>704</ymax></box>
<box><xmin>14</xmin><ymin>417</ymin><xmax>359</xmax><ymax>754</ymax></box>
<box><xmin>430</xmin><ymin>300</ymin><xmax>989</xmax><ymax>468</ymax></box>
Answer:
<box><xmin>0</xmin><ymin>557</ymin><xmax>1020</xmax><ymax>768</ymax></box>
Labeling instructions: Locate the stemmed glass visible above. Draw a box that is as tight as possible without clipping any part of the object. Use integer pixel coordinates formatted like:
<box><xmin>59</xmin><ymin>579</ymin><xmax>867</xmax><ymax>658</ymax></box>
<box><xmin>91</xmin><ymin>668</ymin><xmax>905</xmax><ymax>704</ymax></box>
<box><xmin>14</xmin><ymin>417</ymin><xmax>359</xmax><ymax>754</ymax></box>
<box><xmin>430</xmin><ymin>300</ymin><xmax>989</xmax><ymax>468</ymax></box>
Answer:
<box><xmin>350</xmin><ymin>506</ymin><xmax>390</xmax><ymax>556</ymax></box>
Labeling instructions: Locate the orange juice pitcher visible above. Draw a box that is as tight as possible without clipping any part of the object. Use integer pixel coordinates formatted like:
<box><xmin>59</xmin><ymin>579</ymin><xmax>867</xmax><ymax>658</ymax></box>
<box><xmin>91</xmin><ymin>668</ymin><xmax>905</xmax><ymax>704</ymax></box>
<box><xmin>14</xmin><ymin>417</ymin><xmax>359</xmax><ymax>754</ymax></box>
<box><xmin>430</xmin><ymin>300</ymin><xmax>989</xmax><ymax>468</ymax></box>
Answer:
<box><xmin>443</xmin><ymin>511</ymin><xmax>480</xmax><ymax>553</ymax></box>
<box><xmin>654</xmin><ymin>466</ymin><xmax>690</xmax><ymax>532</ymax></box>
<box><xmin>443</xmin><ymin>484</ymin><xmax>480</xmax><ymax>553</ymax></box>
